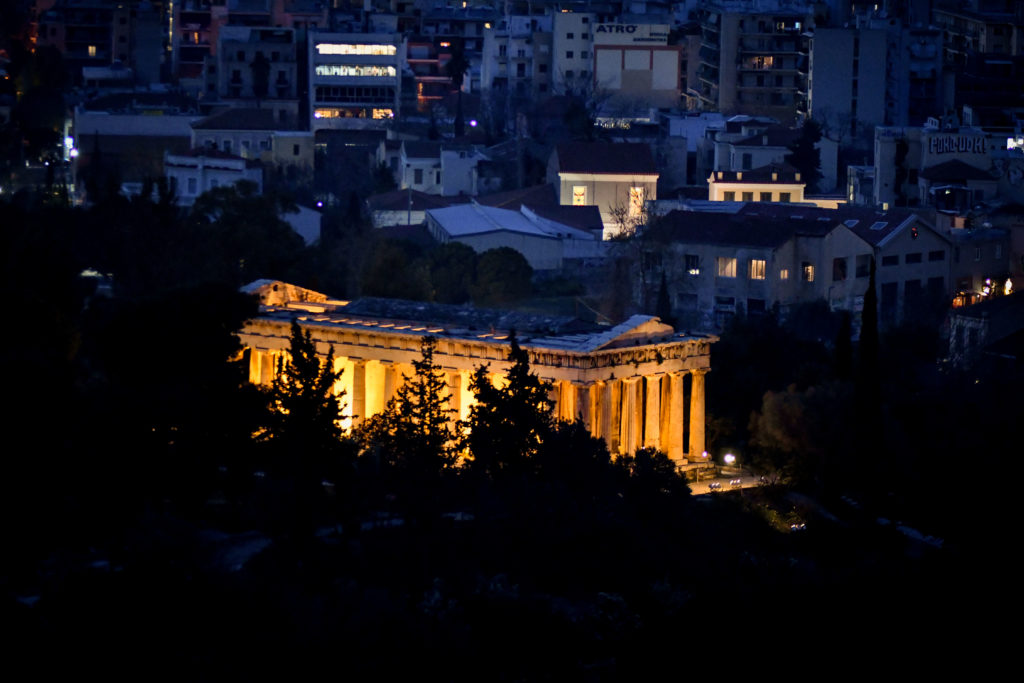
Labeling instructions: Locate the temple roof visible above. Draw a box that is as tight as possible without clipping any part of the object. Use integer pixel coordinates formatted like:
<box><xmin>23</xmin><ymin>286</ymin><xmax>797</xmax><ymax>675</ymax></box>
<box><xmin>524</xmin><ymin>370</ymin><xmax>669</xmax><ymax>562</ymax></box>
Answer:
<box><xmin>243</xmin><ymin>281</ymin><xmax>712</xmax><ymax>352</ymax></box>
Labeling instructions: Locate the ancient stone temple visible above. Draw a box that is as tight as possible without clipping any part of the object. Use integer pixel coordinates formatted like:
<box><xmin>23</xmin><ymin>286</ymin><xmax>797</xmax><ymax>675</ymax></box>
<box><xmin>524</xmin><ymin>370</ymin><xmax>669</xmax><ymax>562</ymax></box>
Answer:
<box><xmin>238</xmin><ymin>280</ymin><xmax>716</xmax><ymax>464</ymax></box>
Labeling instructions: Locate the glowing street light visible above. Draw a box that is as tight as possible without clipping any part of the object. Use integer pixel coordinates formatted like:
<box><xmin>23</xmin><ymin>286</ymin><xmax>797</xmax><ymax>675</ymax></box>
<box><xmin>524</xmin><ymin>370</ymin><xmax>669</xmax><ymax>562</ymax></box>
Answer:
<box><xmin>724</xmin><ymin>453</ymin><xmax>736</xmax><ymax>465</ymax></box>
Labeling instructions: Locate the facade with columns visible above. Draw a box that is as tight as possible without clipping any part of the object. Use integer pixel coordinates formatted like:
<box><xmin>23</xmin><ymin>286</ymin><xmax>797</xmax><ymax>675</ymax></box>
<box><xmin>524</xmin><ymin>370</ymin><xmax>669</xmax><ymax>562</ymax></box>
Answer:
<box><xmin>238</xmin><ymin>281</ymin><xmax>715</xmax><ymax>464</ymax></box>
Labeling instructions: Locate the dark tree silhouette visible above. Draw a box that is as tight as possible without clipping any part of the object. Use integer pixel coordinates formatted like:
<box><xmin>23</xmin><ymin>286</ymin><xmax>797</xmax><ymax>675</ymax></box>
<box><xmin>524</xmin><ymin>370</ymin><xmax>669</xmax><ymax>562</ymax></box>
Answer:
<box><xmin>463</xmin><ymin>332</ymin><xmax>554</xmax><ymax>480</ymax></box>
<box><xmin>785</xmin><ymin>119</ymin><xmax>823</xmax><ymax>194</ymax></box>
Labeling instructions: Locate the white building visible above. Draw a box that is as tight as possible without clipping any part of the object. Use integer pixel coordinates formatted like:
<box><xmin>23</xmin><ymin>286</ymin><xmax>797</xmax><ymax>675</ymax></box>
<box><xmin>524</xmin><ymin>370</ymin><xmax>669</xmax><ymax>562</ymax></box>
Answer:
<box><xmin>164</xmin><ymin>150</ymin><xmax>263</xmax><ymax>205</ymax></box>
<box><xmin>309</xmin><ymin>32</ymin><xmax>406</xmax><ymax>130</ymax></box>
<box><xmin>426</xmin><ymin>201</ymin><xmax>606</xmax><ymax>270</ymax></box>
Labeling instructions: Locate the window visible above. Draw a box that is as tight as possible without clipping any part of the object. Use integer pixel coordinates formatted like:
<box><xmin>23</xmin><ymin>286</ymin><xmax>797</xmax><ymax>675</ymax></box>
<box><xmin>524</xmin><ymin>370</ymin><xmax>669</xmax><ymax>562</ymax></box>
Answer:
<box><xmin>88</xmin><ymin>45</ymin><xmax>97</xmax><ymax>58</ymax></box>
<box><xmin>435</xmin><ymin>170</ymin><xmax>441</xmax><ymax>184</ymax></box>
<box><xmin>716</xmin><ymin>257</ymin><xmax>737</xmax><ymax>278</ymax></box>
<box><xmin>742</xmin><ymin>153</ymin><xmax>752</xmax><ymax>170</ymax></box>
<box><xmin>517</xmin><ymin>63</ymin><xmax>526</xmax><ymax>77</ymax></box>
<box><xmin>414</xmin><ymin>168</ymin><xmax>423</xmax><ymax>184</ymax></box>
<box><xmin>882</xmin><ymin>255</ymin><xmax>898</xmax><ymax>267</ymax></box>
<box><xmin>210</xmin><ymin>179</ymin><xmax>219</xmax><ymax>189</ymax></box>
<box><xmin>499</xmin><ymin>44</ymin><xmax>507</xmax><ymax>57</ymax></box>
<box><xmin>581</xmin><ymin>51</ymin><xmax>589</xmax><ymax>59</ymax></box>
<box><xmin>749</xmin><ymin>259</ymin><xmax>766</xmax><ymax>280</ymax></box>
<box><xmin>293</xmin><ymin>144</ymin><xmax>300</xmax><ymax>156</ymax></box>
<box><xmin>629</xmin><ymin>187</ymin><xmax>644</xmax><ymax>217</ymax></box>
<box><xmin>742</xmin><ymin>192</ymin><xmax>754</xmax><ymax>202</ymax></box>
<box><xmin>572</xmin><ymin>185</ymin><xmax>586</xmax><ymax>205</ymax></box>
<box><xmin>905</xmin><ymin>252</ymin><xmax>922</xmax><ymax>264</ymax></box>
<box><xmin>856</xmin><ymin>254</ymin><xmax>871</xmax><ymax>277</ymax></box>
<box><xmin>928</xmin><ymin>250</ymin><xmax>945</xmax><ymax>262</ymax></box>
<box><xmin>747</xmin><ymin>298</ymin><xmax>767</xmax><ymax>314</ymax></box>
<box><xmin>565</xmin><ymin>70</ymin><xmax>574</xmax><ymax>78</ymax></box>
<box><xmin>723</xmin><ymin>191</ymin><xmax>736</xmax><ymax>201</ymax></box>
<box><xmin>539</xmin><ymin>64</ymin><xmax>548</xmax><ymax>73</ymax></box>
<box><xmin>566</xmin><ymin>51</ymin><xmax>574</xmax><ymax>58</ymax></box>
<box><xmin>759</xmin><ymin>192</ymin><xmax>772</xmax><ymax>202</ymax></box>
<box><xmin>236</xmin><ymin>50</ymin><xmax>245</xmax><ymax>62</ymax></box>
<box><xmin>567</xmin><ymin>33</ymin><xmax>574</xmax><ymax>39</ymax></box>
<box><xmin>832</xmin><ymin>257</ymin><xmax>848</xmax><ymax>281</ymax></box>
<box><xmin>187</xmin><ymin>177</ymin><xmax>197</xmax><ymax>195</ymax></box>
<box><xmin>222</xmin><ymin>140</ymin><xmax>232</xmax><ymax>153</ymax></box>
<box><xmin>802</xmin><ymin>262</ymin><xmax>815</xmax><ymax>282</ymax></box>
<box><xmin>685</xmin><ymin>254</ymin><xmax>700</xmax><ymax>275</ymax></box>
<box><xmin>779</xmin><ymin>268</ymin><xmax>789</xmax><ymax>280</ymax></box>
<box><xmin>779</xmin><ymin>192</ymin><xmax>791</xmax><ymax>202</ymax></box>
<box><xmin>715</xmin><ymin>296</ymin><xmax>736</xmax><ymax>308</ymax></box>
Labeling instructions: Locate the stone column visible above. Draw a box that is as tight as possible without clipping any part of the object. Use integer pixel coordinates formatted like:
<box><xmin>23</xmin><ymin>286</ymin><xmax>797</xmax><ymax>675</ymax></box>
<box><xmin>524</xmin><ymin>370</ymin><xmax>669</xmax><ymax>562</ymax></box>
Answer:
<box><xmin>447</xmin><ymin>370</ymin><xmax>462</xmax><ymax>430</ymax></box>
<box><xmin>601</xmin><ymin>379</ymin><xmax>618</xmax><ymax>454</ymax></box>
<box><xmin>578</xmin><ymin>383</ymin><xmax>594</xmax><ymax>433</ymax></box>
<box><xmin>643</xmin><ymin>375</ymin><xmax>662</xmax><ymax>449</ymax></box>
<box><xmin>665</xmin><ymin>371</ymin><xmax>685</xmax><ymax>463</ymax></box>
<box><xmin>383</xmin><ymin>363</ymin><xmax>397</xmax><ymax>405</ymax></box>
<box><xmin>351</xmin><ymin>359</ymin><xmax>366</xmax><ymax>428</ymax></box>
<box><xmin>558</xmin><ymin>380</ymin><xmax>577</xmax><ymax>422</ymax></box>
<box><xmin>688</xmin><ymin>368</ymin><xmax>707</xmax><ymax>458</ymax></box>
<box><xmin>620</xmin><ymin>377</ymin><xmax>640</xmax><ymax>455</ymax></box>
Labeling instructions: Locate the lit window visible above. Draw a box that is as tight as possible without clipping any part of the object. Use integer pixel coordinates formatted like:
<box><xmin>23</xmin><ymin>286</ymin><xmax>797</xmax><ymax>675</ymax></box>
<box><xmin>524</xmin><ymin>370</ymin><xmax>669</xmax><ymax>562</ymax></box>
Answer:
<box><xmin>780</xmin><ymin>269</ymin><xmax>789</xmax><ymax>280</ymax></box>
<box><xmin>749</xmin><ymin>259</ymin><xmax>766</xmax><ymax>280</ymax></box>
<box><xmin>572</xmin><ymin>185</ymin><xmax>586</xmax><ymax>205</ymax></box>
<box><xmin>629</xmin><ymin>187</ymin><xmax>644</xmax><ymax>217</ymax></box>
<box><xmin>685</xmin><ymin>254</ymin><xmax>700</xmax><ymax>275</ymax></box>
<box><xmin>315</xmin><ymin>65</ymin><xmax>398</xmax><ymax>78</ymax></box>
<box><xmin>716</xmin><ymin>257</ymin><xmax>737</xmax><ymax>278</ymax></box>
<box><xmin>88</xmin><ymin>45</ymin><xmax>97</xmax><ymax>57</ymax></box>
<box><xmin>316</xmin><ymin>43</ymin><xmax>397</xmax><ymax>56</ymax></box>
<box><xmin>802</xmin><ymin>262</ymin><xmax>815</xmax><ymax>282</ymax></box>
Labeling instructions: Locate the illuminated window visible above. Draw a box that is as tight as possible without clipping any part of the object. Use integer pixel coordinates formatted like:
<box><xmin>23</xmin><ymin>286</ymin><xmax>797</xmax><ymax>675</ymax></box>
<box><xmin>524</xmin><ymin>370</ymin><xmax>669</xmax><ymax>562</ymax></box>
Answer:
<box><xmin>572</xmin><ymin>185</ymin><xmax>586</xmax><ymax>205</ymax></box>
<box><xmin>685</xmin><ymin>254</ymin><xmax>700</xmax><ymax>275</ymax></box>
<box><xmin>372</xmin><ymin>108</ymin><xmax>394</xmax><ymax>119</ymax></box>
<box><xmin>315</xmin><ymin>43</ymin><xmax>397</xmax><ymax>56</ymax></box>
<box><xmin>629</xmin><ymin>187</ymin><xmax>644</xmax><ymax>217</ymax></box>
<box><xmin>716</xmin><ymin>257</ymin><xmax>737</xmax><ymax>278</ymax></box>
<box><xmin>88</xmin><ymin>45</ymin><xmax>97</xmax><ymax>57</ymax></box>
<box><xmin>780</xmin><ymin>268</ymin><xmax>789</xmax><ymax>280</ymax></box>
<box><xmin>315</xmin><ymin>65</ymin><xmax>397</xmax><ymax>78</ymax></box>
<box><xmin>802</xmin><ymin>262</ymin><xmax>815</xmax><ymax>282</ymax></box>
<box><xmin>748</xmin><ymin>259</ymin><xmax>766</xmax><ymax>280</ymax></box>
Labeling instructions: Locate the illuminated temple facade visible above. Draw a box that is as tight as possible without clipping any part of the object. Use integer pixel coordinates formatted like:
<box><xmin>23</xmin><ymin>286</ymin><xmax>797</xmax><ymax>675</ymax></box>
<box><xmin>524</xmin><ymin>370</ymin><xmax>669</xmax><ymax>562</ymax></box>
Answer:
<box><xmin>239</xmin><ymin>281</ymin><xmax>716</xmax><ymax>464</ymax></box>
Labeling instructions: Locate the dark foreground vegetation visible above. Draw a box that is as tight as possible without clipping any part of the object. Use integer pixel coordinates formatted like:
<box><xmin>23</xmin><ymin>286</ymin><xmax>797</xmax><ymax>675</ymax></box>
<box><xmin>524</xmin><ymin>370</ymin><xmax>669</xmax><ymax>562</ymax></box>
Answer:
<box><xmin>1</xmin><ymin>188</ymin><xmax>1014</xmax><ymax>677</ymax></box>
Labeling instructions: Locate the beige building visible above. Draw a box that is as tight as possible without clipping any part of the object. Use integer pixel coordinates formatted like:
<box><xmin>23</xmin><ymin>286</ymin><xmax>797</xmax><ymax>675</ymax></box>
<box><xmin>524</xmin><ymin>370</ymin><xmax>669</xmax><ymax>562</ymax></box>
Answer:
<box><xmin>707</xmin><ymin>164</ymin><xmax>806</xmax><ymax>203</ymax></box>
<box><xmin>238</xmin><ymin>280</ymin><xmax>716</xmax><ymax>466</ymax></box>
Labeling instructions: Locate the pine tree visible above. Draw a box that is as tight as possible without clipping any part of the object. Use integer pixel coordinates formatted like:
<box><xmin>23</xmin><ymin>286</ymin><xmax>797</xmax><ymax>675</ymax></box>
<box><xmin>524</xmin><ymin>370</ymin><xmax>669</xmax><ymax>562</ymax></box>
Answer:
<box><xmin>357</xmin><ymin>336</ymin><xmax>457</xmax><ymax>476</ymax></box>
<box><xmin>463</xmin><ymin>332</ymin><xmax>554</xmax><ymax>480</ymax></box>
<box><xmin>785</xmin><ymin>120</ymin><xmax>823</xmax><ymax>194</ymax></box>
<box><xmin>267</xmin><ymin>320</ymin><xmax>346</xmax><ymax>454</ymax></box>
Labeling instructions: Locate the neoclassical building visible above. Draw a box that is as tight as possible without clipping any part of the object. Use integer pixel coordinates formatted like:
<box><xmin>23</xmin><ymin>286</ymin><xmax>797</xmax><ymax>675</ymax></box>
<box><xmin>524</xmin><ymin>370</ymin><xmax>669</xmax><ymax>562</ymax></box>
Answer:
<box><xmin>239</xmin><ymin>281</ymin><xmax>715</xmax><ymax>464</ymax></box>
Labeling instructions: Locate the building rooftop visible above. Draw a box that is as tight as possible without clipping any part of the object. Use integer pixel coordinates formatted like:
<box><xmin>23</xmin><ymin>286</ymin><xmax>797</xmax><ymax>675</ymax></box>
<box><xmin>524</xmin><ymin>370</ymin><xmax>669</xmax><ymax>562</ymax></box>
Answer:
<box><xmin>555</xmin><ymin>142</ymin><xmax>658</xmax><ymax>176</ymax></box>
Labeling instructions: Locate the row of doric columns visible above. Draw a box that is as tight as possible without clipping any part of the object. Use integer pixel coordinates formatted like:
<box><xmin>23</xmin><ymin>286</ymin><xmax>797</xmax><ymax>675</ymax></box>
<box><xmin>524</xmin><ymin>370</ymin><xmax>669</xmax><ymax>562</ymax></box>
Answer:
<box><xmin>248</xmin><ymin>347</ymin><xmax>707</xmax><ymax>463</ymax></box>
<box><xmin>547</xmin><ymin>369</ymin><xmax>708</xmax><ymax>463</ymax></box>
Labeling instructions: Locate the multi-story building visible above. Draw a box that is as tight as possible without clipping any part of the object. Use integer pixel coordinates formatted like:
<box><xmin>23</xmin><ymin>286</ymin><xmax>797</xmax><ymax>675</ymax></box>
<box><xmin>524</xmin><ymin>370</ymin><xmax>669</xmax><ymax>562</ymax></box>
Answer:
<box><xmin>551</xmin><ymin>11</ymin><xmax>596</xmax><ymax>95</ymax></box>
<box><xmin>309</xmin><ymin>32</ymin><xmax>406</xmax><ymax>129</ymax></box>
<box><xmin>806</xmin><ymin>26</ymin><xmax>887</xmax><ymax>140</ymax></box>
<box><xmin>481</xmin><ymin>14</ymin><xmax>554</xmax><ymax>98</ymax></box>
<box><xmin>593</xmin><ymin>22</ymin><xmax>682</xmax><ymax>109</ymax></box>
<box><xmin>693</xmin><ymin>0</ymin><xmax>814</xmax><ymax>123</ymax></box>
<box><xmin>216</xmin><ymin>26</ymin><xmax>301</xmax><ymax>127</ymax></box>
<box><xmin>37</xmin><ymin>0</ymin><xmax>166</xmax><ymax>85</ymax></box>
